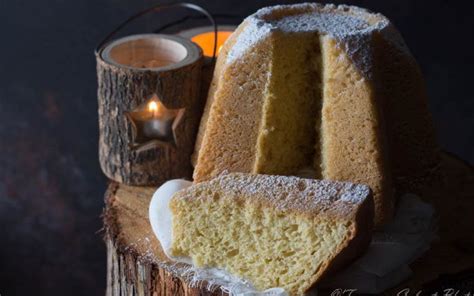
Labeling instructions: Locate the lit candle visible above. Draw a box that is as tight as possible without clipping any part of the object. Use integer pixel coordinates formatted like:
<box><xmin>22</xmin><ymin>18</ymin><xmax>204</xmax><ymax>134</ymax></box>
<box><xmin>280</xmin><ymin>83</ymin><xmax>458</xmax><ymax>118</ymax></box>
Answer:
<box><xmin>142</xmin><ymin>100</ymin><xmax>174</xmax><ymax>139</ymax></box>
<box><xmin>179</xmin><ymin>26</ymin><xmax>235</xmax><ymax>57</ymax></box>
<box><xmin>128</xmin><ymin>95</ymin><xmax>181</xmax><ymax>145</ymax></box>
<box><xmin>191</xmin><ymin>31</ymin><xmax>233</xmax><ymax>57</ymax></box>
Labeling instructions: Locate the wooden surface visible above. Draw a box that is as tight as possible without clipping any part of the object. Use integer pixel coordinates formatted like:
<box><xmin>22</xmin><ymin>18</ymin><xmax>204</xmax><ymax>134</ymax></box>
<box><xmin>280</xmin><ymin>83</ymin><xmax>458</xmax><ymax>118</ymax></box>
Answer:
<box><xmin>103</xmin><ymin>152</ymin><xmax>474</xmax><ymax>295</ymax></box>
<box><xmin>96</xmin><ymin>34</ymin><xmax>204</xmax><ymax>186</ymax></box>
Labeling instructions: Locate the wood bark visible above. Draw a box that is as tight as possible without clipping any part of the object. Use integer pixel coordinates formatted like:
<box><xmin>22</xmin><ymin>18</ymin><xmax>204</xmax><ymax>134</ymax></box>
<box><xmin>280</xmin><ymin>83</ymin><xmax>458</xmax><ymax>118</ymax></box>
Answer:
<box><xmin>103</xmin><ymin>152</ymin><xmax>474</xmax><ymax>296</ymax></box>
<box><xmin>105</xmin><ymin>239</ymin><xmax>223</xmax><ymax>296</ymax></box>
<box><xmin>96</xmin><ymin>34</ymin><xmax>204</xmax><ymax>186</ymax></box>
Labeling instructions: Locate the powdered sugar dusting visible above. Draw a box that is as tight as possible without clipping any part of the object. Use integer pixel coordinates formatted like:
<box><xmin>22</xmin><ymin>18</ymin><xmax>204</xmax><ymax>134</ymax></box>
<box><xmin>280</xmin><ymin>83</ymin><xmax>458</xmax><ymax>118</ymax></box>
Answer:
<box><xmin>178</xmin><ymin>173</ymin><xmax>371</xmax><ymax>219</ymax></box>
<box><xmin>265</xmin><ymin>8</ymin><xmax>373</xmax><ymax>34</ymax></box>
<box><xmin>226</xmin><ymin>3</ymin><xmax>406</xmax><ymax>78</ymax></box>
<box><xmin>226</xmin><ymin>19</ymin><xmax>273</xmax><ymax>64</ymax></box>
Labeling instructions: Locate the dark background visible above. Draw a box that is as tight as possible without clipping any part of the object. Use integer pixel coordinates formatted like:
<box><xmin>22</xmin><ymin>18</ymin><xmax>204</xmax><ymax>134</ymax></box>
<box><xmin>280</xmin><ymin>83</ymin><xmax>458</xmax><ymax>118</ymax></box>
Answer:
<box><xmin>0</xmin><ymin>0</ymin><xmax>472</xmax><ymax>295</ymax></box>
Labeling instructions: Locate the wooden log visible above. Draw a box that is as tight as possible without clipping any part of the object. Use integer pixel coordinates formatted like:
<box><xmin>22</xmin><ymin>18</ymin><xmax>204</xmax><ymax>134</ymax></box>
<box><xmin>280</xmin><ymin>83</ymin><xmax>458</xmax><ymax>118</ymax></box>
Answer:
<box><xmin>103</xmin><ymin>152</ymin><xmax>474</xmax><ymax>296</ymax></box>
<box><xmin>96</xmin><ymin>34</ymin><xmax>204</xmax><ymax>186</ymax></box>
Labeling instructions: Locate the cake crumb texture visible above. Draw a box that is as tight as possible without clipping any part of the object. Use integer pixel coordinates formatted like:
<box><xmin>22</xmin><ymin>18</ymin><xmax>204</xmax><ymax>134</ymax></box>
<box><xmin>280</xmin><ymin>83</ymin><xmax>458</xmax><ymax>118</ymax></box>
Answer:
<box><xmin>170</xmin><ymin>173</ymin><xmax>374</xmax><ymax>295</ymax></box>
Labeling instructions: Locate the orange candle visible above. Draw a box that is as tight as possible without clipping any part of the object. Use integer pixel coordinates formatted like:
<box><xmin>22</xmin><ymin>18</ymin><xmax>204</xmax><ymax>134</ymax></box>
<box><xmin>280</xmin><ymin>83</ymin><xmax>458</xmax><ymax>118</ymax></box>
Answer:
<box><xmin>191</xmin><ymin>31</ymin><xmax>233</xmax><ymax>57</ymax></box>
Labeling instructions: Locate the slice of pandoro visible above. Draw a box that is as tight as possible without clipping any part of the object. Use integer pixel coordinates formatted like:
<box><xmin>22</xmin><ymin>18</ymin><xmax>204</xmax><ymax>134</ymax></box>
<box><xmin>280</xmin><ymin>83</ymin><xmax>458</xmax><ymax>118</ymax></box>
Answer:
<box><xmin>169</xmin><ymin>173</ymin><xmax>374</xmax><ymax>295</ymax></box>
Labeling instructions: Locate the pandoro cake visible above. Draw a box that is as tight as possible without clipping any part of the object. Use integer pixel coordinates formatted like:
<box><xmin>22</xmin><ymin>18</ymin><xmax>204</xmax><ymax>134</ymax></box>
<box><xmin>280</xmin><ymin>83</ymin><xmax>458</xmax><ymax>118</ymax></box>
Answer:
<box><xmin>192</xmin><ymin>3</ymin><xmax>439</xmax><ymax>227</ymax></box>
<box><xmin>169</xmin><ymin>173</ymin><xmax>374</xmax><ymax>295</ymax></box>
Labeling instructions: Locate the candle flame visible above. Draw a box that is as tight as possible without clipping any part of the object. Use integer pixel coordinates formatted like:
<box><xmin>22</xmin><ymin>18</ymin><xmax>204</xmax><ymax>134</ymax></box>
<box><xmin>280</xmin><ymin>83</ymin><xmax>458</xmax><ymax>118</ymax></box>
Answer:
<box><xmin>148</xmin><ymin>101</ymin><xmax>158</xmax><ymax>113</ymax></box>
<box><xmin>148</xmin><ymin>100</ymin><xmax>166</xmax><ymax>118</ymax></box>
<box><xmin>147</xmin><ymin>98</ymin><xmax>175</xmax><ymax>119</ymax></box>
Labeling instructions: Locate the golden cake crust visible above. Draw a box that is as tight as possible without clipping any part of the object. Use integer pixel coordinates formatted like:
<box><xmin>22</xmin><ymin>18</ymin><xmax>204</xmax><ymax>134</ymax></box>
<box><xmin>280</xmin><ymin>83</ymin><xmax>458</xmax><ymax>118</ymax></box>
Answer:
<box><xmin>175</xmin><ymin>173</ymin><xmax>373</xmax><ymax>221</ymax></box>
<box><xmin>193</xmin><ymin>3</ymin><xmax>439</xmax><ymax>228</ymax></box>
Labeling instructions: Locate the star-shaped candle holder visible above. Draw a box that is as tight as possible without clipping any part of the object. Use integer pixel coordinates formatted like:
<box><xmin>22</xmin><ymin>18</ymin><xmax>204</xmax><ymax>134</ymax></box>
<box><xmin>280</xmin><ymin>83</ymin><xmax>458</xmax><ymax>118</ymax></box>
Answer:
<box><xmin>126</xmin><ymin>94</ymin><xmax>184</xmax><ymax>152</ymax></box>
<box><xmin>96</xmin><ymin>32</ymin><xmax>203</xmax><ymax>186</ymax></box>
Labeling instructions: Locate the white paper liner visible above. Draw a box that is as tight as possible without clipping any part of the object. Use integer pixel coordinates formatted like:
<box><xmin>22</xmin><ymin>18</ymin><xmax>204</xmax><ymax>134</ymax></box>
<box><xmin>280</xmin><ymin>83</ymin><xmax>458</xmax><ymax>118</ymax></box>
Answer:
<box><xmin>320</xmin><ymin>193</ymin><xmax>437</xmax><ymax>293</ymax></box>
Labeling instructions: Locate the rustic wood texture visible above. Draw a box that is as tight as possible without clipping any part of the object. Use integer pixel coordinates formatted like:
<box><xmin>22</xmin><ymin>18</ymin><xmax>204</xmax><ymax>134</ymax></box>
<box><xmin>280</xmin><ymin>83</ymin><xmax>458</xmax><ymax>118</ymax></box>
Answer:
<box><xmin>96</xmin><ymin>35</ymin><xmax>204</xmax><ymax>186</ymax></box>
<box><xmin>103</xmin><ymin>152</ymin><xmax>474</xmax><ymax>296</ymax></box>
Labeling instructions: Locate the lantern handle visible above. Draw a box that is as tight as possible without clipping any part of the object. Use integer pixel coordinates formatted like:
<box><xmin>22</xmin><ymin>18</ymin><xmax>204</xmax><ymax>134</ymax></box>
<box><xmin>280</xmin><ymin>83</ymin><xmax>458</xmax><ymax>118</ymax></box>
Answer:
<box><xmin>95</xmin><ymin>2</ymin><xmax>217</xmax><ymax>60</ymax></box>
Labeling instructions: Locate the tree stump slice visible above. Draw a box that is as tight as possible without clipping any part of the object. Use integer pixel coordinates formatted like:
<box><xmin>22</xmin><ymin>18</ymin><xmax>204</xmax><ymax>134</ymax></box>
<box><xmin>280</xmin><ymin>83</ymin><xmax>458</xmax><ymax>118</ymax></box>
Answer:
<box><xmin>103</xmin><ymin>152</ymin><xmax>474</xmax><ymax>296</ymax></box>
